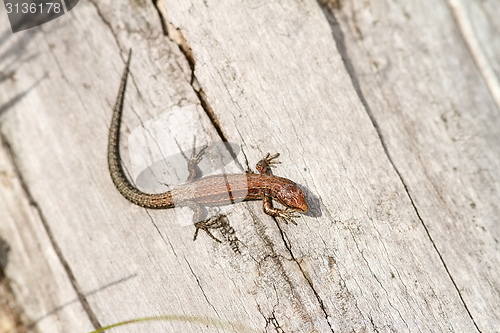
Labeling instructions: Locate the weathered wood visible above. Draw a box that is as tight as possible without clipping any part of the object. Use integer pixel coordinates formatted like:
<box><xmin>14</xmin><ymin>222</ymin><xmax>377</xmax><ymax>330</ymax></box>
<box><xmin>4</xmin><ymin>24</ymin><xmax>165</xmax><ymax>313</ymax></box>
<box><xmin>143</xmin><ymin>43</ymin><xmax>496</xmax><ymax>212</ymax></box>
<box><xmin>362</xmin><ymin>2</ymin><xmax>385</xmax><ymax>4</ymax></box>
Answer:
<box><xmin>0</xmin><ymin>0</ymin><xmax>498</xmax><ymax>332</ymax></box>
<box><xmin>448</xmin><ymin>0</ymin><xmax>500</xmax><ymax>107</ymax></box>
<box><xmin>0</xmin><ymin>135</ymin><xmax>94</xmax><ymax>332</ymax></box>
<box><xmin>322</xmin><ymin>0</ymin><xmax>500</xmax><ymax>329</ymax></box>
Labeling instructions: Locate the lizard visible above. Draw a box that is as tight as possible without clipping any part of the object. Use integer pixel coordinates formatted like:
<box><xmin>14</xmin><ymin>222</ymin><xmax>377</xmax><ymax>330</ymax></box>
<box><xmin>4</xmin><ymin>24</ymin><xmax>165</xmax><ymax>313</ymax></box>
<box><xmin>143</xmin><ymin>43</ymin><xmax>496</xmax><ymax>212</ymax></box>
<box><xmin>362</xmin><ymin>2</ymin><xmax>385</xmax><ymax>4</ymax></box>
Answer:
<box><xmin>108</xmin><ymin>50</ymin><xmax>308</xmax><ymax>243</ymax></box>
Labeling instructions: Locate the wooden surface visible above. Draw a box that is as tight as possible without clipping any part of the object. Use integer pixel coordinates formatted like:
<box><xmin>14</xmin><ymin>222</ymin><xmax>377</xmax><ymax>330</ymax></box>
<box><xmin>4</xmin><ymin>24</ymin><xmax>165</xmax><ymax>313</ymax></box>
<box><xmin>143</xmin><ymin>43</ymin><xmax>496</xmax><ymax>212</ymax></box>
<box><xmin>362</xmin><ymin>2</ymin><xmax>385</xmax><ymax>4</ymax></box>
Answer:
<box><xmin>0</xmin><ymin>0</ymin><xmax>499</xmax><ymax>332</ymax></box>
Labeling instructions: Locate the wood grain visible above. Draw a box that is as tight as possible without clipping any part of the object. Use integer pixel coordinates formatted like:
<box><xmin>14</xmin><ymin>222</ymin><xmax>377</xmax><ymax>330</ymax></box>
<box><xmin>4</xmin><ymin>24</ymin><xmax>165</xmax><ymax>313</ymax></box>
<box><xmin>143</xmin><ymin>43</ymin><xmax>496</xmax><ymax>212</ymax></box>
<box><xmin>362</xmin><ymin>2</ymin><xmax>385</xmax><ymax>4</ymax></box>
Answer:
<box><xmin>323</xmin><ymin>0</ymin><xmax>500</xmax><ymax>328</ymax></box>
<box><xmin>0</xmin><ymin>0</ymin><xmax>498</xmax><ymax>332</ymax></box>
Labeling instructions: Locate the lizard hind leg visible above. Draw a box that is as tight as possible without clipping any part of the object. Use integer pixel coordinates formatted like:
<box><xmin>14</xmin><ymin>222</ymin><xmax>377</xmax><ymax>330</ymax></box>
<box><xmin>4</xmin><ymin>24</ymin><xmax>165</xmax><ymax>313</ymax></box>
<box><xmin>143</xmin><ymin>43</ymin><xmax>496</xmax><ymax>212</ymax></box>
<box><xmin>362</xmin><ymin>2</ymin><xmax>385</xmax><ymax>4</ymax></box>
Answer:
<box><xmin>193</xmin><ymin>216</ymin><xmax>223</xmax><ymax>243</ymax></box>
<box><xmin>187</xmin><ymin>201</ymin><xmax>222</xmax><ymax>243</ymax></box>
<box><xmin>193</xmin><ymin>215</ymin><xmax>241</xmax><ymax>254</ymax></box>
<box><xmin>177</xmin><ymin>137</ymin><xmax>208</xmax><ymax>182</ymax></box>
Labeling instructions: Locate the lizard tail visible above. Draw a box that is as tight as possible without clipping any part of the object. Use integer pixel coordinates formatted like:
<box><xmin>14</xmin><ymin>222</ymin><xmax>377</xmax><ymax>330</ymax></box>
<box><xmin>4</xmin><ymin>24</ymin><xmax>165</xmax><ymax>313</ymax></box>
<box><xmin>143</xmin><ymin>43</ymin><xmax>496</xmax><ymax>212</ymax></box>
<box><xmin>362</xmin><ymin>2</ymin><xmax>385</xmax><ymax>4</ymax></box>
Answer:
<box><xmin>107</xmin><ymin>49</ymin><xmax>174</xmax><ymax>209</ymax></box>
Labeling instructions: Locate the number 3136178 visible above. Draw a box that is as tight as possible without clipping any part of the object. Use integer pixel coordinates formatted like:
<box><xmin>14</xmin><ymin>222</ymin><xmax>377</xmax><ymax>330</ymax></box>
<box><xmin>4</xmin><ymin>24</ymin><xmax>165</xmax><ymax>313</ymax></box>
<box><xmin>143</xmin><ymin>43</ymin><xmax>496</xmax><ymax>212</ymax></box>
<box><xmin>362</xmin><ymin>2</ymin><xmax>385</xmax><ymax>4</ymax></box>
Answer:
<box><xmin>5</xmin><ymin>2</ymin><xmax>61</xmax><ymax>14</ymax></box>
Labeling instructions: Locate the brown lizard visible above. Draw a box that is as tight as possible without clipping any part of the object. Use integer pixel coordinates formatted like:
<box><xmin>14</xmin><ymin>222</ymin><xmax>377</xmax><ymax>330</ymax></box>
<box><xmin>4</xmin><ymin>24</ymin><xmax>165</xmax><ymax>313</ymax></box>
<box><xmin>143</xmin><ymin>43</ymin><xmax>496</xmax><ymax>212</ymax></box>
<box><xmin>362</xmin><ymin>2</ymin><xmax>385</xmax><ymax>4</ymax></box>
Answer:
<box><xmin>108</xmin><ymin>50</ymin><xmax>308</xmax><ymax>242</ymax></box>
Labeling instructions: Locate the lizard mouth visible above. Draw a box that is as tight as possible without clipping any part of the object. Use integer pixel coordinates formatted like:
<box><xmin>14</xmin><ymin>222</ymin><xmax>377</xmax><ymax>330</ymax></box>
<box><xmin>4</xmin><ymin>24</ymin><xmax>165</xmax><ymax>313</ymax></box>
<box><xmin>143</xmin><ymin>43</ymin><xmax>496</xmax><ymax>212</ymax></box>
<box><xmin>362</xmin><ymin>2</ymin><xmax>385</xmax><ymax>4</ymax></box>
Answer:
<box><xmin>295</xmin><ymin>202</ymin><xmax>308</xmax><ymax>213</ymax></box>
<box><xmin>282</xmin><ymin>197</ymin><xmax>308</xmax><ymax>213</ymax></box>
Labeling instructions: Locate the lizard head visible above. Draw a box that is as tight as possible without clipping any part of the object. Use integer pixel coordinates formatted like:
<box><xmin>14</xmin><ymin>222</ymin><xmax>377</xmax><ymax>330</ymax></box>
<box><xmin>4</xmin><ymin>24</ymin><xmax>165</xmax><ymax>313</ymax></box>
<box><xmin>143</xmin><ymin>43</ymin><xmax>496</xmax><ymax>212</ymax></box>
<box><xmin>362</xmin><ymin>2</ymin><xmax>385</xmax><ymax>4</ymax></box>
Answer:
<box><xmin>277</xmin><ymin>183</ymin><xmax>308</xmax><ymax>213</ymax></box>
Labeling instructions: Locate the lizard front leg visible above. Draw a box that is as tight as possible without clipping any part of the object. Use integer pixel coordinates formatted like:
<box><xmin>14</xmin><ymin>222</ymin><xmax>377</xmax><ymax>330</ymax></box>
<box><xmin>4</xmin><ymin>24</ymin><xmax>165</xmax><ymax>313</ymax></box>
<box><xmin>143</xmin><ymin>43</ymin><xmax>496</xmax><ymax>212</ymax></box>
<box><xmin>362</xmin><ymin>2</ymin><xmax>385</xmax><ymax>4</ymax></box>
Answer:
<box><xmin>256</xmin><ymin>152</ymin><xmax>280</xmax><ymax>175</ymax></box>
<box><xmin>257</xmin><ymin>153</ymin><xmax>300</xmax><ymax>224</ymax></box>
<box><xmin>262</xmin><ymin>189</ymin><xmax>299</xmax><ymax>225</ymax></box>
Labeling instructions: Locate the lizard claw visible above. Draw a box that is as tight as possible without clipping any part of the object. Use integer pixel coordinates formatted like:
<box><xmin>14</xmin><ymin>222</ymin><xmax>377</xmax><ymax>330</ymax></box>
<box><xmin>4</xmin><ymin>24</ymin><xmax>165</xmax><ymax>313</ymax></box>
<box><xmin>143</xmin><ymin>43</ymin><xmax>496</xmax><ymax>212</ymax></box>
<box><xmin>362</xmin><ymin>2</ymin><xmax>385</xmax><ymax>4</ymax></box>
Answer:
<box><xmin>257</xmin><ymin>152</ymin><xmax>281</xmax><ymax>175</ymax></box>
<box><xmin>264</xmin><ymin>153</ymin><xmax>281</xmax><ymax>168</ymax></box>
<box><xmin>190</xmin><ymin>145</ymin><xmax>208</xmax><ymax>165</ymax></box>
<box><xmin>193</xmin><ymin>217</ymin><xmax>222</xmax><ymax>243</ymax></box>
<box><xmin>277</xmin><ymin>208</ymin><xmax>299</xmax><ymax>225</ymax></box>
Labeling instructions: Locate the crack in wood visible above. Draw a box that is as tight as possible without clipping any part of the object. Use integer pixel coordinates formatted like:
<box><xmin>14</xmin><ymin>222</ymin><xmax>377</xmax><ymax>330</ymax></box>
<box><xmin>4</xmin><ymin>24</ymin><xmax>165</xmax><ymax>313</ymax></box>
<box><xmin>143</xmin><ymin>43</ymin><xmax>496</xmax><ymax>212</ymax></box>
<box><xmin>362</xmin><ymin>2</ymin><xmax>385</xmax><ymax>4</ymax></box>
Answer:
<box><xmin>151</xmin><ymin>0</ymin><xmax>247</xmax><ymax>172</ymax></box>
<box><xmin>318</xmin><ymin>2</ymin><xmax>482</xmax><ymax>332</ymax></box>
